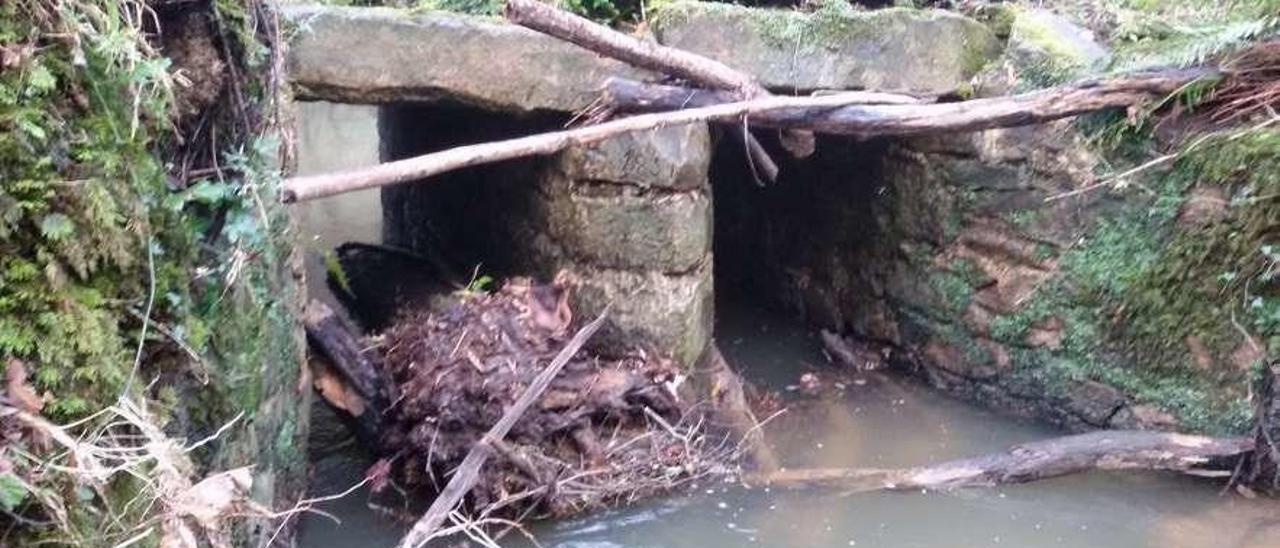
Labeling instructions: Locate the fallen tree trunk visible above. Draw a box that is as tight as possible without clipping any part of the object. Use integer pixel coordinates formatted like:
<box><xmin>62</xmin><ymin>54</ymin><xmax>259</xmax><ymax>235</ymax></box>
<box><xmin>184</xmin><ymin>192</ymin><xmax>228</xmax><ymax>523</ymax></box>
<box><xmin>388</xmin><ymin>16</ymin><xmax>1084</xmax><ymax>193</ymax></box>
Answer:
<box><xmin>282</xmin><ymin>69</ymin><xmax>1207</xmax><ymax>202</ymax></box>
<box><xmin>304</xmin><ymin>300</ymin><xmax>394</xmax><ymax>449</ymax></box>
<box><xmin>604</xmin><ymin>70</ymin><xmax>1212</xmax><ymax>136</ymax></box>
<box><xmin>755</xmin><ymin>430</ymin><xmax>1253</xmax><ymax>493</ymax></box>
<box><xmin>605</xmin><ymin>77</ymin><xmax>925</xmax><ymax>110</ymax></box>
<box><xmin>504</xmin><ymin>0</ymin><xmax>787</xmax><ymax>178</ymax></box>
<box><xmin>397</xmin><ymin>307</ymin><xmax>610</xmax><ymax>548</ymax></box>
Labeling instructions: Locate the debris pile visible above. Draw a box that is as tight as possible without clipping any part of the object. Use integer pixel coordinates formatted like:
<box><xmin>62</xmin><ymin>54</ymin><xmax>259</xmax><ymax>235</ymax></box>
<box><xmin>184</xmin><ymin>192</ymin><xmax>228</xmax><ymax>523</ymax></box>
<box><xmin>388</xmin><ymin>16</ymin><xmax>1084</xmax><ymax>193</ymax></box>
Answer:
<box><xmin>378</xmin><ymin>274</ymin><xmax>736</xmax><ymax>517</ymax></box>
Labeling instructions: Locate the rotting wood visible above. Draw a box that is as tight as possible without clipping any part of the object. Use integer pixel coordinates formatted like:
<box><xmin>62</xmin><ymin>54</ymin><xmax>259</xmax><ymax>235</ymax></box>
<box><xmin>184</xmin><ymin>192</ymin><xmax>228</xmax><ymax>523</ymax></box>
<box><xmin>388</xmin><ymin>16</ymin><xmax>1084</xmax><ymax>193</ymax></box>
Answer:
<box><xmin>754</xmin><ymin>430</ymin><xmax>1253</xmax><ymax>493</ymax></box>
<box><xmin>688</xmin><ymin>343</ymin><xmax>780</xmax><ymax>473</ymax></box>
<box><xmin>303</xmin><ymin>299</ymin><xmax>394</xmax><ymax>448</ymax></box>
<box><xmin>282</xmin><ymin>68</ymin><xmax>1207</xmax><ymax>203</ymax></box>
<box><xmin>504</xmin><ymin>0</ymin><xmax>789</xmax><ymax>177</ymax></box>
<box><xmin>397</xmin><ymin>307</ymin><xmax>610</xmax><ymax>548</ymax></box>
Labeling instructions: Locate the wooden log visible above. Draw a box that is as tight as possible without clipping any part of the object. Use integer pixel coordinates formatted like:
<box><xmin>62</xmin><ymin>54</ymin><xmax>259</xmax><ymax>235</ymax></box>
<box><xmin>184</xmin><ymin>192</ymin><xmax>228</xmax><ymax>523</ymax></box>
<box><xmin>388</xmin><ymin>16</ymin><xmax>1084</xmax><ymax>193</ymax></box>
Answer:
<box><xmin>282</xmin><ymin>69</ymin><xmax>1209</xmax><ymax>202</ymax></box>
<box><xmin>303</xmin><ymin>300</ymin><xmax>394</xmax><ymax>448</ymax></box>
<box><xmin>604</xmin><ymin>77</ymin><xmax>925</xmax><ymax>110</ymax></box>
<box><xmin>397</xmin><ymin>307</ymin><xmax>610</xmax><ymax>548</ymax></box>
<box><xmin>504</xmin><ymin>0</ymin><xmax>763</xmax><ymax>98</ymax></box>
<box><xmin>503</xmin><ymin>0</ymin><xmax>789</xmax><ymax>175</ymax></box>
<box><xmin>604</xmin><ymin>69</ymin><xmax>1213</xmax><ymax>136</ymax></box>
<box><xmin>689</xmin><ymin>343</ymin><xmax>780</xmax><ymax>473</ymax></box>
<box><xmin>755</xmin><ymin>430</ymin><xmax>1253</xmax><ymax>493</ymax></box>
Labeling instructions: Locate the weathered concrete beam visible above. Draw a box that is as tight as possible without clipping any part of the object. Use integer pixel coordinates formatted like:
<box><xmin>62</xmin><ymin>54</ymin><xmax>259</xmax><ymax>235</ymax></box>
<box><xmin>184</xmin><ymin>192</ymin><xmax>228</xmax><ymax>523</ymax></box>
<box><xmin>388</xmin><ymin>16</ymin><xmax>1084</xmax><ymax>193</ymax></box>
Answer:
<box><xmin>650</xmin><ymin>1</ymin><xmax>1001</xmax><ymax>95</ymax></box>
<box><xmin>281</xmin><ymin>5</ymin><xmax>653</xmax><ymax>112</ymax></box>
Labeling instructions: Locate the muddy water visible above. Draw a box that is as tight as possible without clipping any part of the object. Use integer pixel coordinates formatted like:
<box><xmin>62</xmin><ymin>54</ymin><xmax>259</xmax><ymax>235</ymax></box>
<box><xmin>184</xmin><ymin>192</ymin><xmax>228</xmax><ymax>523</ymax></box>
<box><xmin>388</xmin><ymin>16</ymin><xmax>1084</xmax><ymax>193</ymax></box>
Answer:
<box><xmin>293</xmin><ymin>102</ymin><xmax>1280</xmax><ymax>548</ymax></box>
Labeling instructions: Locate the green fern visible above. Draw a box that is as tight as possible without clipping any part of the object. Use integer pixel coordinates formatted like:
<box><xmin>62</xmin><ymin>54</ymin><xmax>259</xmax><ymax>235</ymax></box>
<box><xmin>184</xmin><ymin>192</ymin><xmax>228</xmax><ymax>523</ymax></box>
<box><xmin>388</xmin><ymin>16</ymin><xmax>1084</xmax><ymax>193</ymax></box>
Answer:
<box><xmin>1113</xmin><ymin>17</ymin><xmax>1279</xmax><ymax>71</ymax></box>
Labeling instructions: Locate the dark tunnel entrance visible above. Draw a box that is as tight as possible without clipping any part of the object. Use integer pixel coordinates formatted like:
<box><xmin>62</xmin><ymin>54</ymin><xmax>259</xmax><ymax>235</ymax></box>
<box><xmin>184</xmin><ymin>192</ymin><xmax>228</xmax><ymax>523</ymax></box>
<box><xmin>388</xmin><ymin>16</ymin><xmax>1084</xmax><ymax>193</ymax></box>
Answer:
<box><xmin>711</xmin><ymin>129</ymin><xmax>895</xmax><ymax>332</ymax></box>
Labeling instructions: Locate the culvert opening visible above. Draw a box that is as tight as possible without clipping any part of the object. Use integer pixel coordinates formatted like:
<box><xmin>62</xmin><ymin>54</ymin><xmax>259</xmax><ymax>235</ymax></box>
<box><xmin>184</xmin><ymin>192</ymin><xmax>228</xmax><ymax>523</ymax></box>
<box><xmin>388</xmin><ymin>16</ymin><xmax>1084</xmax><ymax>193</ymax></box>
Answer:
<box><xmin>334</xmin><ymin>103</ymin><xmax>569</xmax><ymax>328</ymax></box>
<box><xmin>712</xmin><ymin>129</ymin><xmax>894</xmax><ymax>334</ymax></box>
<box><xmin>379</xmin><ymin>103</ymin><xmax>569</xmax><ymax>278</ymax></box>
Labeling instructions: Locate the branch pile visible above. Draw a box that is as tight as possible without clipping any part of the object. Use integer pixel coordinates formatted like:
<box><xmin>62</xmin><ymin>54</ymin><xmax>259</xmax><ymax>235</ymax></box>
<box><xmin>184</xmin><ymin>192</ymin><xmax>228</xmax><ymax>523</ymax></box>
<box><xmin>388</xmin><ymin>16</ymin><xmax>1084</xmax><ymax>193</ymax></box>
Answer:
<box><xmin>377</xmin><ymin>275</ymin><xmax>735</xmax><ymax>522</ymax></box>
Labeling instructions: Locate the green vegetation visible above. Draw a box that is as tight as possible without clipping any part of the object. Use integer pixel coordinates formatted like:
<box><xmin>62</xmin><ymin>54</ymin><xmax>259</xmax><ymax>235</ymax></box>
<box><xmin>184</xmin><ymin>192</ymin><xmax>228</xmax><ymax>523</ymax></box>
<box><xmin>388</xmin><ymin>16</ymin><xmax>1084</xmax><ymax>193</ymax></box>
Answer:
<box><xmin>981</xmin><ymin>127</ymin><xmax>1280</xmax><ymax>433</ymax></box>
<box><xmin>3</xmin><ymin>1</ymin><xmax>184</xmax><ymax>416</ymax></box>
<box><xmin>1102</xmin><ymin>0</ymin><xmax>1280</xmax><ymax>71</ymax></box>
<box><xmin>2</xmin><ymin>0</ymin><xmax>305</xmax><ymax>544</ymax></box>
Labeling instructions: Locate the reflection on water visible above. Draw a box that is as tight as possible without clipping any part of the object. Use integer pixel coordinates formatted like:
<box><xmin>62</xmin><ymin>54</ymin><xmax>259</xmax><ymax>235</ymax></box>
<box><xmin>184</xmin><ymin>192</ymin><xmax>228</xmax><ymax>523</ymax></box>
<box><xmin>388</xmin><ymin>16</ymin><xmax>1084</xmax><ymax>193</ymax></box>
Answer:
<box><xmin>297</xmin><ymin>299</ymin><xmax>1280</xmax><ymax>548</ymax></box>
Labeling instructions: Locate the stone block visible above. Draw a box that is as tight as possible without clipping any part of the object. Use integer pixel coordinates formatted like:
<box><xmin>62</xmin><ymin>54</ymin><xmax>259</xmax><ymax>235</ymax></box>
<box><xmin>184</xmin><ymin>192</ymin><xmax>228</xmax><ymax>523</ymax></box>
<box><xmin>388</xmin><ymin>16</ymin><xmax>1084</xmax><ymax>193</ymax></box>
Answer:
<box><xmin>652</xmin><ymin>1</ymin><xmax>999</xmax><ymax>94</ymax></box>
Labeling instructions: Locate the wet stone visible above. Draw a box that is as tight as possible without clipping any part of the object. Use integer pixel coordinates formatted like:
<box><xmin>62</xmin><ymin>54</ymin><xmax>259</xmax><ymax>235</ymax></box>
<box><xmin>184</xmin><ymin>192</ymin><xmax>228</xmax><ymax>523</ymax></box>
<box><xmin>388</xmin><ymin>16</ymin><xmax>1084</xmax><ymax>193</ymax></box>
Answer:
<box><xmin>652</xmin><ymin>1</ymin><xmax>999</xmax><ymax>94</ymax></box>
<box><xmin>558</xmin><ymin>124</ymin><xmax>712</xmax><ymax>191</ymax></box>
<box><xmin>540</xmin><ymin>180</ymin><xmax>711</xmax><ymax>273</ymax></box>
<box><xmin>282</xmin><ymin>5</ymin><xmax>651</xmax><ymax>112</ymax></box>
<box><xmin>570</xmin><ymin>262</ymin><xmax>713</xmax><ymax>368</ymax></box>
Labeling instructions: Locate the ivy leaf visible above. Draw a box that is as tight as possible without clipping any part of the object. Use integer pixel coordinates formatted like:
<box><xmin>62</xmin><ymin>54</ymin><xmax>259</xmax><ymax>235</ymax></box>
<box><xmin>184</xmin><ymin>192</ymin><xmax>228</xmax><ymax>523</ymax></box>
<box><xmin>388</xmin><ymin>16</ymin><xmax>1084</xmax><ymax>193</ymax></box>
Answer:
<box><xmin>39</xmin><ymin>213</ymin><xmax>75</xmax><ymax>241</ymax></box>
<box><xmin>0</xmin><ymin>473</ymin><xmax>28</xmax><ymax>512</ymax></box>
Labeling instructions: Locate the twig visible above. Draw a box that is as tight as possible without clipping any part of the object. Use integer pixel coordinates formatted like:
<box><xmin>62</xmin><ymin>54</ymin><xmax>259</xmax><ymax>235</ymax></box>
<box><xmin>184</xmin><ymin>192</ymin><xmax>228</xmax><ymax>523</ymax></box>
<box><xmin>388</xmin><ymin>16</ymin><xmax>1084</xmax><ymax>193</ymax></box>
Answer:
<box><xmin>122</xmin><ymin>235</ymin><xmax>156</xmax><ymax>398</ymax></box>
<box><xmin>264</xmin><ymin>476</ymin><xmax>373</xmax><ymax>547</ymax></box>
<box><xmin>397</xmin><ymin>306</ymin><xmax>612</xmax><ymax>548</ymax></box>
<box><xmin>1046</xmin><ymin>111</ymin><xmax>1280</xmax><ymax>202</ymax></box>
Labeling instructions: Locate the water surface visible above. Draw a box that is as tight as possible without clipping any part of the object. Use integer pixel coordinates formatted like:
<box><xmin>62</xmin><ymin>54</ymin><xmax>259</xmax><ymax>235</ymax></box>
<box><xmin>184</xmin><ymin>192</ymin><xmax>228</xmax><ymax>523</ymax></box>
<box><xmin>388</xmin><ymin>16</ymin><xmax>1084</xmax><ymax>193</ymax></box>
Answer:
<box><xmin>297</xmin><ymin>300</ymin><xmax>1280</xmax><ymax>548</ymax></box>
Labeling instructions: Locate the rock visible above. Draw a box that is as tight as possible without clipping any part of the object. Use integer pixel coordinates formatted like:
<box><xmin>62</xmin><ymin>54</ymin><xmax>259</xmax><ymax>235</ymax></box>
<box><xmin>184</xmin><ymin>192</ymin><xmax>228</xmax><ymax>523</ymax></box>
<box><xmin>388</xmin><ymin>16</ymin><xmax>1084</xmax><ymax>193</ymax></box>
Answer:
<box><xmin>1025</xmin><ymin>316</ymin><xmax>1064</xmax><ymax>350</ymax></box>
<box><xmin>1065</xmin><ymin>379</ymin><xmax>1126</xmax><ymax>426</ymax></box>
<box><xmin>921</xmin><ymin>336</ymin><xmax>1009</xmax><ymax>380</ymax></box>
<box><xmin>1175</xmin><ymin>185</ymin><xmax>1230</xmax><ymax>227</ymax></box>
<box><xmin>1109</xmin><ymin>403</ymin><xmax>1180</xmax><ymax>431</ymax></box>
<box><xmin>539</xmin><ymin>178</ymin><xmax>711</xmax><ymax>273</ymax></box>
<box><xmin>651</xmin><ymin>2</ymin><xmax>999</xmax><ymax>94</ymax></box>
<box><xmin>282</xmin><ymin>5</ymin><xmax>651</xmax><ymax>112</ymax></box>
<box><xmin>571</xmin><ymin>263</ymin><xmax>714</xmax><ymax>368</ymax></box>
<box><xmin>1007</xmin><ymin>8</ymin><xmax>1109</xmax><ymax>82</ymax></box>
<box><xmin>558</xmin><ymin>124</ymin><xmax>711</xmax><ymax>191</ymax></box>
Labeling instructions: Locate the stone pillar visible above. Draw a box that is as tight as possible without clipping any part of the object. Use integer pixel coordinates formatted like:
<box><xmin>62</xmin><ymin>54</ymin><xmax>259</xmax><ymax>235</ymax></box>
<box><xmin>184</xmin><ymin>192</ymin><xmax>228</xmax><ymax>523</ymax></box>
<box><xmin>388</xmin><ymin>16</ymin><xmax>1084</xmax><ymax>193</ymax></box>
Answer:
<box><xmin>524</xmin><ymin>124</ymin><xmax>715</xmax><ymax>367</ymax></box>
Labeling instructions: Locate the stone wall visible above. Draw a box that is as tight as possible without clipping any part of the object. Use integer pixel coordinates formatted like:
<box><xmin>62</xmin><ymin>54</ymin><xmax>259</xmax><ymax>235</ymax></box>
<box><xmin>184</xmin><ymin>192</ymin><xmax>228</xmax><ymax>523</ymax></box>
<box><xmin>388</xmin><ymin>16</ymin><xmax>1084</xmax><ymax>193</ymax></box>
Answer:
<box><xmin>526</xmin><ymin>125</ymin><xmax>715</xmax><ymax>366</ymax></box>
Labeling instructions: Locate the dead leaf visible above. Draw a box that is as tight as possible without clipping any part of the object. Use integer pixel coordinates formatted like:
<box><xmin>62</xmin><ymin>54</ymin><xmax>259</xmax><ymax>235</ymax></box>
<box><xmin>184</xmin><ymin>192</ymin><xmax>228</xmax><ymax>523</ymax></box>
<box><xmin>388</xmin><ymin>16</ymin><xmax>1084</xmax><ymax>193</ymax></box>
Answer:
<box><xmin>313</xmin><ymin>360</ymin><xmax>366</xmax><ymax>416</ymax></box>
<box><xmin>5</xmin><ymin>358</ymin><xmax>43</xmax><ymax>414</ymax></box>
<box><xmin>172</xmin><ymin>467</ymin><xmax>254</xmax><ymax>531</ymax></box>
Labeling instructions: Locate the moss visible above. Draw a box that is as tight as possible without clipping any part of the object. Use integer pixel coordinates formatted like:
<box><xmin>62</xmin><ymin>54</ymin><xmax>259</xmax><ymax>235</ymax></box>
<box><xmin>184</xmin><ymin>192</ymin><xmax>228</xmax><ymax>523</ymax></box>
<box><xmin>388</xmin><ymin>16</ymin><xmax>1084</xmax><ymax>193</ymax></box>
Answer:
<box><xmin>974</xmin><ymin>3</ymin><xmax>1017</xmax><ymax>40</ymax></box>
<box><xmin>928</xmin><ymin>266</ymin><xmax>975</xmax><ymax>316</ymax></box>
<box><xmin>3</xmin><ymin>0</ymin><xmax>306</xmax><ymax>543</ymax></box>
<box><xmin>985</xmin><ymin>130</ymin><xmax>1280</xmax><ymax>433</ymax></box>
<box><xmin>0</xmin><ymin>2</ymin><xmax>195</xmax><ymax>417</ymax></box>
